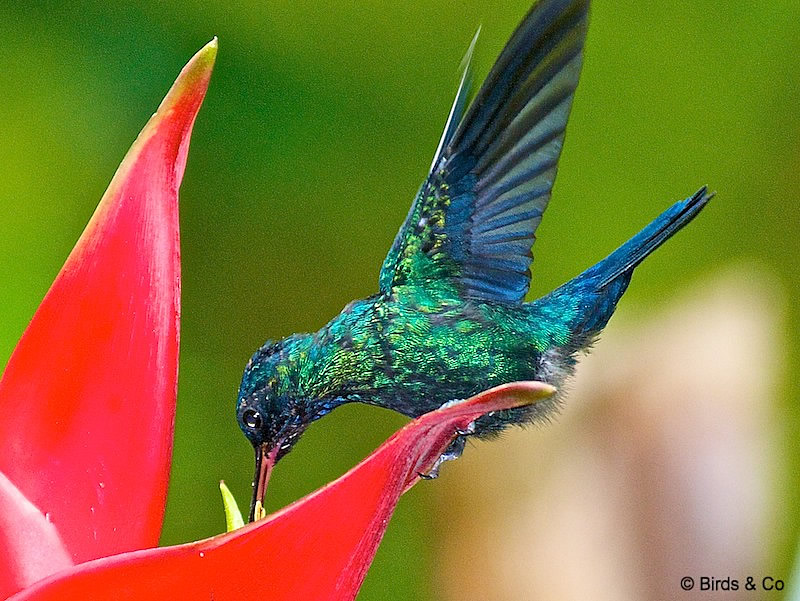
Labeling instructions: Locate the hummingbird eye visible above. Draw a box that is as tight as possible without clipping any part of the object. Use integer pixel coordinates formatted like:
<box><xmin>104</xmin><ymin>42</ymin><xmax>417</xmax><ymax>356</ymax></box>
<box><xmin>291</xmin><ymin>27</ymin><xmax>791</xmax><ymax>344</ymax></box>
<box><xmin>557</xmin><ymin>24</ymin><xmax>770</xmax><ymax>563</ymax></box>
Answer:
<box><xmin>242</xmin><ymin>409</ymin><xmax>262</xmax><ymax>431</ymax></box>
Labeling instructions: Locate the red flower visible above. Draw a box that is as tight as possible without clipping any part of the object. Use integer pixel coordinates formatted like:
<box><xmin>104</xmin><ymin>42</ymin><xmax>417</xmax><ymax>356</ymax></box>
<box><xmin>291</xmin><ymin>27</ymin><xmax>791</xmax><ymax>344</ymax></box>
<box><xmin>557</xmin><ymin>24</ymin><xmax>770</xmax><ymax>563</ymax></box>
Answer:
<box><xmin>0</xmin><ymin>41</ymin><xmax>555</xmax><ymax>601</ymax></box>
<box><xmin>0</xmin><ymin>38</ymin><xmax>216</xmax><ymax>598</ymax></box>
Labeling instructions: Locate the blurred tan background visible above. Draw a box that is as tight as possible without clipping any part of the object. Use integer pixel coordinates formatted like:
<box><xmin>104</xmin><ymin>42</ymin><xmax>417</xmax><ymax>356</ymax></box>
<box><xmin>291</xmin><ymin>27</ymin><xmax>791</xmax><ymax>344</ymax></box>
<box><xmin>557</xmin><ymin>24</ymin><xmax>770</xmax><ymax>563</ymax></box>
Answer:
<box><xmin>0</xmin><ymin>1</ymin><xmax>797</xmax><ymax>599</ymax></box>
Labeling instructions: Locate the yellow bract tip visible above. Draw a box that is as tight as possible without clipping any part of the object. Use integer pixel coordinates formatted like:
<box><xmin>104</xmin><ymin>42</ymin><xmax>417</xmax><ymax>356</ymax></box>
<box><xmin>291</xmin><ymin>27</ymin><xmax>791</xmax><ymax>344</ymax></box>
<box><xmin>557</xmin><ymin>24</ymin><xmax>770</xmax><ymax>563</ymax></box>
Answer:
<box><xmin>219</xmin><ymin>480</ymin><xmax>245</xmax><ymax>532</ymax></box>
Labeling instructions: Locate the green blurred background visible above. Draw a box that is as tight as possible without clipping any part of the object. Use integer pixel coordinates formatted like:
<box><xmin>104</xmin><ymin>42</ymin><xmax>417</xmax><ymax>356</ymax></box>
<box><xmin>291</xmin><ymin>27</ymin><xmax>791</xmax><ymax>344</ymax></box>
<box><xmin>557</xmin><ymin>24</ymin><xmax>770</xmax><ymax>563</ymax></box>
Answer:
<box><xmin>0</xmin><ymin>1</ymin><xmax>797</xmax><ymax>598</ymax></box>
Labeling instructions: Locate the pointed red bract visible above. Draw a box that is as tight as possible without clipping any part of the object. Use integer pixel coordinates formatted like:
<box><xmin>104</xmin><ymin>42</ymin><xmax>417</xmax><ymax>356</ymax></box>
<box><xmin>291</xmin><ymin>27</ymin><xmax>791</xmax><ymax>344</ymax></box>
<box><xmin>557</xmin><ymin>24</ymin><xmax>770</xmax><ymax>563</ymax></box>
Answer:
<box><xmin>8</xmin><ymin>382</ymin><xmax>554</xmax><ymax>601</ymax></box>
<box><xmin>0</xmin><ymin>40</ymin><xmax>217</xmax><ymax>568</ymax></box>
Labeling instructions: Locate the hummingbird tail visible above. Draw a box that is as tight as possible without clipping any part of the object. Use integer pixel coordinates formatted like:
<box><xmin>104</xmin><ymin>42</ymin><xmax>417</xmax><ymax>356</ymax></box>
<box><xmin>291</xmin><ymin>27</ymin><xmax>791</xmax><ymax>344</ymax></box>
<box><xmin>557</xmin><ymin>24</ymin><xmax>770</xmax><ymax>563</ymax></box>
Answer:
<box><xmin>591</xmin><ymin>186</ymin><xmax>713</xmax><ymax>289</ymax></box>
<box><xmin>536</xmin><ymin>186</ymin><xmax>713</xmax><ymax>341</ymax></box>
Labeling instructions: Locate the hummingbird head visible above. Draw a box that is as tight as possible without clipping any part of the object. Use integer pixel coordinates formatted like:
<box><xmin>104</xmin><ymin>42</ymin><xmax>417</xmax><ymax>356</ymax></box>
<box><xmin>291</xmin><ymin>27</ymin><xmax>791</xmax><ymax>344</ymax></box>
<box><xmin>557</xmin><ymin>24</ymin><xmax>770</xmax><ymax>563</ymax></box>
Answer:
<box><xmin>236</xmin><ymin>334</ymin><xmax>318</xmax><ymax>521</ymax></box>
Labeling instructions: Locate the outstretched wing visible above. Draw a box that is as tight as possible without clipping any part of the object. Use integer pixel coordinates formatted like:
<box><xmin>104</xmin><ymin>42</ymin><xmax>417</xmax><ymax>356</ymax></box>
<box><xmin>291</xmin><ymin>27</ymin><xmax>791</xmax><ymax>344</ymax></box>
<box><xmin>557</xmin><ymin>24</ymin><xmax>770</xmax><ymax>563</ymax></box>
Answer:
<box><xmin>379</xmin><ymin>0</ymin><xmax>589</xmax><ymax>303</ymax></box>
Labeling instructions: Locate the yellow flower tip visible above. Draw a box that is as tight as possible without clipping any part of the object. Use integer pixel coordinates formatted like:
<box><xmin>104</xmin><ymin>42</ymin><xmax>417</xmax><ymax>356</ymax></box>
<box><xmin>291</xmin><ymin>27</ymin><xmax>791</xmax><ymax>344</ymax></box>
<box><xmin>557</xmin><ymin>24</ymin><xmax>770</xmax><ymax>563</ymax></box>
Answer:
<box><xmin>532</xmin><ymin>382</ymin><xmax>558</xmax><ymax>399</ymax></box>
<box><xmin>219</xmin><ymin>480</ymin><xmax>245</xmax><ymax>532</ymax></box>
<box><xmin>155</xmin><ymin>38</ymin><xmax>218</xmax><ymax>116</ymax></box>
<box><xmin>100</xmin><ymin>37</ymin><xmax>218</xmax><ymax>200</ymax></box>
<box><xmin>191</xmin><ymin>36</ymin><xmax>218</xmax><ymax>71</ymax></box>
<box><xmin>192</xmin><ymin>37</ymin><xmax>219</xmax><ymax>71</ymax></box>
<box><xmin>253</xmin><ymin>500</ymin><xmax>267</xmax><ymax>522</ymax></box>
<box><xmin>490</xmin><ymin>380</ymin><xmax>558</xmax><ymax>410</ymax></box>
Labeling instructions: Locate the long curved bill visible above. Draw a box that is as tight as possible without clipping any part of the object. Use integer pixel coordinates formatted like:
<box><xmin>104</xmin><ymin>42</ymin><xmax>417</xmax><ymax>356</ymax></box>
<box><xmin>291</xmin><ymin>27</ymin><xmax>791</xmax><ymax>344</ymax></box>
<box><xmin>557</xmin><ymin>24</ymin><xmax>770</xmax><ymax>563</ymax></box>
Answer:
<box><xmin>249</xmin><ymin>443</ymin><xmax>279</xmax><ymax>522</ymax></box>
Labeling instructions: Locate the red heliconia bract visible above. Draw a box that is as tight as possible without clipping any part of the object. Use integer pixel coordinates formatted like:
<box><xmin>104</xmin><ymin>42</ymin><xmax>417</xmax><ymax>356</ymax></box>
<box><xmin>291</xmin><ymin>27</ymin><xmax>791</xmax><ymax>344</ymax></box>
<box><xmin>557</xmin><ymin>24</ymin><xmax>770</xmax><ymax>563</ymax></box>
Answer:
<box><xmin>0</xmin><ymin>37</ymin><xmax>217</xmax><ymax>587</ymax></box>
<box><xmin>8</xmin><ymin>382</ymin><xmax>554</xmax><ymax>601</ymax></box>
<box><xmin>0</xmin><ymin>37</ymin><xmax>557</xmax><ymax>601</ymax></box>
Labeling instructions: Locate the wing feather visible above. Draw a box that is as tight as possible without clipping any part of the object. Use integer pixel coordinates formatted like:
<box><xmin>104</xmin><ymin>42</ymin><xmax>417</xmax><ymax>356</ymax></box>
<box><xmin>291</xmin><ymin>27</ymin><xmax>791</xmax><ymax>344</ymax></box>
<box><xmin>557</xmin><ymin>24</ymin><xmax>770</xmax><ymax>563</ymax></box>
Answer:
<box><xmin>379</xmin><ymin>0</ymin><xmax>589</xmax><ymax>302</ymax></box>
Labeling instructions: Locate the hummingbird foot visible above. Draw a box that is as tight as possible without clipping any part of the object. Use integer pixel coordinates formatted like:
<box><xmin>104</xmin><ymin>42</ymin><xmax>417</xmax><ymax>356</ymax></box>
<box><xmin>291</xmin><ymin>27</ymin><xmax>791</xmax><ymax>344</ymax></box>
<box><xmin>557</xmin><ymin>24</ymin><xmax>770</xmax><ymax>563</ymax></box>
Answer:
<box><xmin>418</xmin><ymin>434</ymin><xmax>467</xmax><ymax>480</ymax></box>
<box><xmin>438</xmin><ymin>399</ymin><xmax>476</xmax><ymax>436</ymax></box>
<box><xmin>456</xmin><ymin>420</ymin><xmax>476</xmax><ymax>437</ymax></box>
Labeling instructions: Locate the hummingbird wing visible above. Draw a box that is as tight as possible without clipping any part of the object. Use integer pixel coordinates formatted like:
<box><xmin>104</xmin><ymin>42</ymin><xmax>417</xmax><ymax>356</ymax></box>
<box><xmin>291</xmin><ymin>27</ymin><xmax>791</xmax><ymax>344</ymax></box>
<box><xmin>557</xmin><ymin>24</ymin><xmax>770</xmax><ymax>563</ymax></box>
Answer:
<box><xmin>379</xmin><ymin>0</ymin><xmax>588</xmax><ymax>303</ymax></box>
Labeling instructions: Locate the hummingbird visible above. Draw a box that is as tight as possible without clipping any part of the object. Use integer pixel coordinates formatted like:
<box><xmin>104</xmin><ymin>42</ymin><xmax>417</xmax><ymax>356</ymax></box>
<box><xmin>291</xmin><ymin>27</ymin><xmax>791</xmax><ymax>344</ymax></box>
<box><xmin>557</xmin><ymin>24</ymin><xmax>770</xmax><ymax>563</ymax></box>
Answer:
<box><xmin>237</xmin><ymin>0</ymin><xmax>711</xmax><ymax>520</ymax></box>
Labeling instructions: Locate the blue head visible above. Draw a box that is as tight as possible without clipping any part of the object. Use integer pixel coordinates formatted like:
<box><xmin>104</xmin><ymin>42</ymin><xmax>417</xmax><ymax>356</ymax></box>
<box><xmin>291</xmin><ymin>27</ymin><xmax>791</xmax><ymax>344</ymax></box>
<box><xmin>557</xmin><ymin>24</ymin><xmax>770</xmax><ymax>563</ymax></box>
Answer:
<box><xmin>236</xmin><ymin>334</ymin><xmax>316</xmax><ymax>520</ymax></box>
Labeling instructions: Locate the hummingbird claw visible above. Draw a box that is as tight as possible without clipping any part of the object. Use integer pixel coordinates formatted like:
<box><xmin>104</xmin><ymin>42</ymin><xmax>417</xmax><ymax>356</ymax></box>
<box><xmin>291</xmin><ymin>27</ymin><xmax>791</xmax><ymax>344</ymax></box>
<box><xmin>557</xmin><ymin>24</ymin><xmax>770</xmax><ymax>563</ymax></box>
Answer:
<box><xmin>418</xmin><ymin>434</ymin><xmax>468</xmax><ymax>480</ymax></box>
<box><xmin>456</xmin><ymin>420</ymin><xmax>476</xmax><ymax>437</ymax></box>
<box><xmin>418</xmin><ymin>467</ymin><xmax>440</xmax><ymax>480</ymax></box>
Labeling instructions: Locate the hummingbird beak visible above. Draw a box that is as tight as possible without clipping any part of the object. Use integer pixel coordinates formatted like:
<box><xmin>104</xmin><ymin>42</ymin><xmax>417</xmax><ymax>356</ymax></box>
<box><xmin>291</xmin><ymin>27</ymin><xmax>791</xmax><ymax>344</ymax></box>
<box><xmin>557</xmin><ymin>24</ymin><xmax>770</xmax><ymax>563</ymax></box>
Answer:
<box><xmin>249</xmin><ymin>442</ymin><xmax>279</xmax><ymax>522</ymax></box>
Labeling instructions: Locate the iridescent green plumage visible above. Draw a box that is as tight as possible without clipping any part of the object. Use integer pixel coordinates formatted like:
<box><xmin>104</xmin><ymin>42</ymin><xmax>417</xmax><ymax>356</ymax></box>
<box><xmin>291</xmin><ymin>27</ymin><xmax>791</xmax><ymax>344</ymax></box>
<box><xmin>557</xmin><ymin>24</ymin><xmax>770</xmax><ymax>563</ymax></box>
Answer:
<box><xmin>241</xmin><ymin>285</ymin><xmax>576</xmax><ymax>434</ymax></box>
<box><xmin>236</xmin><ymin>0</ymin><xmax>711</xmax><ymax>513</ymax></box>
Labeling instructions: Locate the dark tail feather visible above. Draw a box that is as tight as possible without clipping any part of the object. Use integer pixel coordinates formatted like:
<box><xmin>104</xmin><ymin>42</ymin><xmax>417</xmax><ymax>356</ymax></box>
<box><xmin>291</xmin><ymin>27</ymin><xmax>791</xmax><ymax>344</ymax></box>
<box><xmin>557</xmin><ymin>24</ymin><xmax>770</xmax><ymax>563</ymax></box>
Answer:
<box><xmin>591</xmin><ymin>186</ymin><xmax>713</xmax><ymax>288</ymax></box>
<box><xmin>538</xmin><ymin>186</ymin><xmax>713</xmax><ymax>341</ymax></box>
